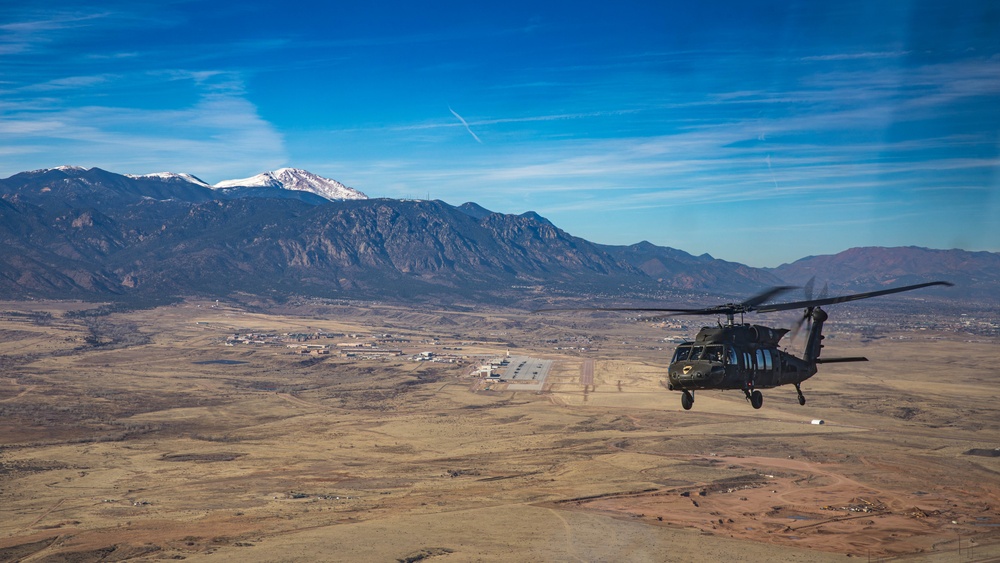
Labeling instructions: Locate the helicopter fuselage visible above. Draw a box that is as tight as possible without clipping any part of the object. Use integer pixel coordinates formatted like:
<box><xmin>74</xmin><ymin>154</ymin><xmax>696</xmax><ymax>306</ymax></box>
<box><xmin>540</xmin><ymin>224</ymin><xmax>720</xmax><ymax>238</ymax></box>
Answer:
<box><xmin>667</xmin><ymin>308</ymin><xmax>834</xmax><ymax>409</ymax></box>
<box><xmin>666</xmin><ymin>332</ymin><xmax>816</xmax><ymax>392</ymax></box>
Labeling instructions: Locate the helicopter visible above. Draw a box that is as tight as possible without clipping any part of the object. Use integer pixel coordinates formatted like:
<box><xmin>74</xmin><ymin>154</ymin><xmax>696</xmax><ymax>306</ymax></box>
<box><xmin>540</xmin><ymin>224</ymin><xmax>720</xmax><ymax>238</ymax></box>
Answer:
<box><xmin>541</xmin><ymin>280</ymin><xmax>952</xmax><ymax>410</ymax></box>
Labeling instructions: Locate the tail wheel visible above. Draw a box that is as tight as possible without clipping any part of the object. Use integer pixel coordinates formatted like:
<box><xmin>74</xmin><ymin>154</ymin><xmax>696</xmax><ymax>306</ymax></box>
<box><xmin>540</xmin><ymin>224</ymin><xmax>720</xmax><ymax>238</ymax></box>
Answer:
<box><xmin>750</xmin><ymin>390</ymin><xmax>763</xmax><ymax>409</ymax></box>
<box><xmin>681</xmin><ymin>390</ymin><xmax>694</xmax><ymax>410</ymax></box>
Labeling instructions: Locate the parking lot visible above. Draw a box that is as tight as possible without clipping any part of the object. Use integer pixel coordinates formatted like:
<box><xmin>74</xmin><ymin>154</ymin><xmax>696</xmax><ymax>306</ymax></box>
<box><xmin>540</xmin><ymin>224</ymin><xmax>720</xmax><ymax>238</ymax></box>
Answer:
<box><xmin>503</xmin><ymin>356</ymin><xmax>553</xmax><ymax>391</ymax></box>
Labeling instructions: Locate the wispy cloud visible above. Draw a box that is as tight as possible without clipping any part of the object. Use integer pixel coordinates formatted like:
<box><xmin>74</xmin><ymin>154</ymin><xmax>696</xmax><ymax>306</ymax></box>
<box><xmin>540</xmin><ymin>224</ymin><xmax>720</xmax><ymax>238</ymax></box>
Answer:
<box><xmin>389</xmin><ymin>108</ymin><xmax>643</xmax><ymax>134</ymax></box>
<box><xmin>22</xmin><ymin>73</ymin><xmax>113</xmax><ymax>91</ymax></box>
<box><xmin>0</xmin><ymin>10</ymin><xmax>136</xmax><ymax>56</ymax></box>
<box><xmin>326</xmin><ymin>53</ymin><xmax>1000</xmax><ymax>217</ymax></box>
<box><xmin>800</xmin><ymin>51</ymin><xmax>909</xmax><ymax>62</ymax></box>
<box><xmin>0</xmin><ymin>88</ymin><xmax>287</xmax><ymax>180</ymax></box>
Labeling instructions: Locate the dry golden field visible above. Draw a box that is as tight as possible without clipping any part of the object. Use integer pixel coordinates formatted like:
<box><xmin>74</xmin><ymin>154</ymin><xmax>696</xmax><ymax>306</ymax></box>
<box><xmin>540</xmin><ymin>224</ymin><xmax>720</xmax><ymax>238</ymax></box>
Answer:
<box><xmin>1</xmin><ymin>298</ymin><xmax>998</xmax><ymax>562</ymax></box>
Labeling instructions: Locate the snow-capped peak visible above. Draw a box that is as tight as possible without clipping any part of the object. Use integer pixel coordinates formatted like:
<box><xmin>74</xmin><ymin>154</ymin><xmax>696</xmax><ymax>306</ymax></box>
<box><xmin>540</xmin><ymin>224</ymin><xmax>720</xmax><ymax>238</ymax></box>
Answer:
<box><xmin>27</xmin><ymin>165</ymin><xmax>87</xmax><ymax>174</ymax></box>
<box><xmin>213</xmin><ymin>168</ymin><xmax>367</xmax><ymax>201</ymax></box>
<box><xmin>126</xmin><ymin>172</ymin><xmax>212</xmax><ymax>187</ymax></box>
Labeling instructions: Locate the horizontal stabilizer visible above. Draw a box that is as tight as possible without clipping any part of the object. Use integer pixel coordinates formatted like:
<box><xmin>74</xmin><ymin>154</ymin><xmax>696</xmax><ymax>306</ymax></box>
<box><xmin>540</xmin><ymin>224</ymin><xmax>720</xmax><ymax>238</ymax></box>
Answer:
<box><xmin>815</xmin><ymin>357</ymin><xmax>868</xmax><ymax>363</ymax></box>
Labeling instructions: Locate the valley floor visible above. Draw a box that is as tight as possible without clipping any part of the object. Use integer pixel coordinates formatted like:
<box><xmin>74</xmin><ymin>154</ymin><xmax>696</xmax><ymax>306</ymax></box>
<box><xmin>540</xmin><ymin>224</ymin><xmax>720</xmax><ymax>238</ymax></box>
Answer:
<box><xmin>1</xmin><ymin>299</ymin><xmax>998</xmax><ymax>562</ymax></box>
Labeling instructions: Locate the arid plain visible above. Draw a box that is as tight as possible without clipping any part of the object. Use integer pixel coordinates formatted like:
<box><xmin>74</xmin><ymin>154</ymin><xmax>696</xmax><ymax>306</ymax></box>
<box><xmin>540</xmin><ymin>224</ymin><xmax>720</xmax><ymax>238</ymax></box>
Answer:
<box><xmin>1</xmin><ymin>298</ymin><xmax>998</xmax><ymax>562</ymax></box>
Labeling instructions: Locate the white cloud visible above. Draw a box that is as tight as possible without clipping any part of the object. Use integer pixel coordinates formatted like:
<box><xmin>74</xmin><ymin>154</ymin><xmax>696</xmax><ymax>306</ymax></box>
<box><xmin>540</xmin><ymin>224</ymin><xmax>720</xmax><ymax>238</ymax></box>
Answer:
<box><xmin>0</xmin><ymin>91</ymin><xmax>286</xmax><ymax>180</ymax></box>
<box><xmin>22</xmin><ymin>74</ymin><xmax>113</xmax><ymax>91</ymax></box>
<box><xmin>0</xmin><ymin>10</ymin><xmax>127</xmax><ymax>56</ymax></box>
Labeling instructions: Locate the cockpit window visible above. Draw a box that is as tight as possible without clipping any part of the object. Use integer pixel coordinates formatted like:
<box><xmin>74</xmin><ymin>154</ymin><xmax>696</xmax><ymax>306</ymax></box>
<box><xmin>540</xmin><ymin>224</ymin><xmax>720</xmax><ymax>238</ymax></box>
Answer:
<box><xmin>690</xmin><ymin>346</ymin><xmax>704</xmax><ymax>360</ymax></box>
<box><xmin>704</xmin><ymin>345</ymin><xmax>724</xmax><ymax>362</ymax></box>
<box><xmin>672</xmin><ymin>346</ymin><xmax>692</xmax><ymax>362</ymax></box>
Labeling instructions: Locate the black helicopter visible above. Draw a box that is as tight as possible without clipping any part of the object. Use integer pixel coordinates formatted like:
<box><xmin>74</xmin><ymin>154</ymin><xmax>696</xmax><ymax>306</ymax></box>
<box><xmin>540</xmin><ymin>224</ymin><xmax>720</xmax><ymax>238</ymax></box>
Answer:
<box><xmin>543</xmin><ymin>280</ymin><xmax>952</xmax><ymax>410</ymax></box>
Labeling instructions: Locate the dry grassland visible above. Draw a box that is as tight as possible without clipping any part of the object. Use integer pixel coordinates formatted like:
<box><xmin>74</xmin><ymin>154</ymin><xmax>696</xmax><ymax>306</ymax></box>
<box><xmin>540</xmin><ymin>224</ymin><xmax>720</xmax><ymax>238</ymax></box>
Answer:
<box><xmin>0</xmin><ymin>299</ymin><xmax>998</xmax><ymax>562</ymax></box>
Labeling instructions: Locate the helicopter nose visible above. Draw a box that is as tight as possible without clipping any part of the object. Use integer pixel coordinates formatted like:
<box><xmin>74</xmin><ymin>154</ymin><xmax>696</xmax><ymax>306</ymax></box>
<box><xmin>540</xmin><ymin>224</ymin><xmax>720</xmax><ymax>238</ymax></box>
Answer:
<box><xmin>672</xmin><ymin>362</ymin><xmax>710</xmax><ymax>381</ymax></box>
<box><xmin>670</xmin><ymin>361</ymin><xmax>724</xmax><ymax>388</ymax></box>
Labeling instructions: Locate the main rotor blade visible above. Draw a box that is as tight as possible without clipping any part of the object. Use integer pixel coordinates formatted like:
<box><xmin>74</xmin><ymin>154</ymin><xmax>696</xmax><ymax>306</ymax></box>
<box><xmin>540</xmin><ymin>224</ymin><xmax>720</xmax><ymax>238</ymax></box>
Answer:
<box><xmin>535</xmin><ymin>281</ymin><xmax>951</xmax><ymax>317</ymax></box>
<box><xmin>815</xmin><ymin>357</ymin><xmax>869</xmax><ymax>363</ymax></box>
<box><xmin>533</xmin><ymin>306</ymin><xmax>710</xmax><ymax>313</ymax></box>
<box><xmin>741</xmin><ymin>286</ymin><xmax>798</xmax><ymax>308</ymax></box>
<box><xmin>754</xmin><ymin>281</ymin><xmax>953</xmax><ymax>313</ymax></box>
<box><xmin>535</xmin><ymin>285</ymin><xmax>798</xmax><ymax>315</ymax></box>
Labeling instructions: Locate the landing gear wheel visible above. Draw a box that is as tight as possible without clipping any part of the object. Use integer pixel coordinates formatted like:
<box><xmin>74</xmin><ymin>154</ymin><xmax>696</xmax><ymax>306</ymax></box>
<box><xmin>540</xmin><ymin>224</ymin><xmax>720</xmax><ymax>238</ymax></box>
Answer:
<box><xmin>750</xmin><ymin>390</ymin><xmax>763</xmax><ymax>409</ymax></box>
<box><xmin>681</xmin><ymin>390</ymin><xmax>694</xmax><ymax>410</ymax></box>
<box><xmin>795</xmin><ymin>384</ymin><xmax>806</xmax><ymax>405</ymax></box>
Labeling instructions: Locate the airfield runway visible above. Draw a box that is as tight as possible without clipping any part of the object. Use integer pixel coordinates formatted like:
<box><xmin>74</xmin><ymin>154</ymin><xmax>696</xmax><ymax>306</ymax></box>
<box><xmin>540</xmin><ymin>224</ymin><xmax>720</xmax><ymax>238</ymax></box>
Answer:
<box><xmin>580</xmin><ymin>359</ymin><xmax>595</xmax><ymax>386</ymax></box>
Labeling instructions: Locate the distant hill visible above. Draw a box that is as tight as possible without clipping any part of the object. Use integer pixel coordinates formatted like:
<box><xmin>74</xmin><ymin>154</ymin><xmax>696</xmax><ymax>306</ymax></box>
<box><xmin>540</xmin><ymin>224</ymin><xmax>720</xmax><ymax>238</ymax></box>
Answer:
<box><xmin>768</xmin><ymin>247</ymin><xmax>999</xmax><ymax>300</ymax></box>
<box><xmin>0</xmin><ymin>166</ymin><xmax>995</xmax><ymax>305</ymax></box>
<box><xmin>597</xmin><ymin>241</ymin><xmax>786</xmax><ymax>293</ymax></box>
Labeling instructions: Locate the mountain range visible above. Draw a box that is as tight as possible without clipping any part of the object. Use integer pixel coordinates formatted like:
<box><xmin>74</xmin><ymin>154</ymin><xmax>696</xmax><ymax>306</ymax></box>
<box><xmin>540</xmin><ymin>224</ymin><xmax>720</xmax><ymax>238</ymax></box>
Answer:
<box><xmin>0</xmin><ymin>166</ymin><xmax>994</xmax><ymax>306</ymax></box>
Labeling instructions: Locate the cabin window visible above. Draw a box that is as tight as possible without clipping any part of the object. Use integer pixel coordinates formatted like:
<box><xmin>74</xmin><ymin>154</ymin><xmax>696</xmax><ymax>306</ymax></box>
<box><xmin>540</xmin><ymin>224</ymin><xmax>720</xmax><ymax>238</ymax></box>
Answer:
<box><xmin>672</xmin><ymin>346</ymin><xmax>692</xmax><ymax>362</ymax></box>
<box><xmin>756</xmin><ymin>349</ymin><xmax>773</xmax><ymax>371</ymax></box>
<box><xmin>744</xmin><ymin>351</ymin><xmax>753</xmax><ymax>369</ymax></box>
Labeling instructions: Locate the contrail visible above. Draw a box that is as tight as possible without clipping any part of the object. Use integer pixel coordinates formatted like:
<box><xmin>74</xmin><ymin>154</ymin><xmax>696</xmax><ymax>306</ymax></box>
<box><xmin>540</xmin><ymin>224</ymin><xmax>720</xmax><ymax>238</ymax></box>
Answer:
<box><xmin>765</xmin><ymin>154</ymin><xmax>778</xmax><ymax>189</ymax></box>
<box><xmin>449</xmin><ymin>106</ymin><xmax>482</xmax><ymax>144</ymax></box>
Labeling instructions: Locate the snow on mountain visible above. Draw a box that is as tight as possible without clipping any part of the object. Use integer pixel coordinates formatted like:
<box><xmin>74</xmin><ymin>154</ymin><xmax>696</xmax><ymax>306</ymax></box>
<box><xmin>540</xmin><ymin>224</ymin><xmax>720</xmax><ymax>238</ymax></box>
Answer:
<box><xmin>25</xmin><ymin>165</ymin><xmax>87</xmax><ymax>174</ymax></box>
<box><xmin>213</xmin><ymin>168</ymin><xmax>367</xmax><ymax>201</ymax></box>
<box><xmin>126</xmin><ymin>172</ymin><xmax>212</xmax><ymax>187</ymax></box>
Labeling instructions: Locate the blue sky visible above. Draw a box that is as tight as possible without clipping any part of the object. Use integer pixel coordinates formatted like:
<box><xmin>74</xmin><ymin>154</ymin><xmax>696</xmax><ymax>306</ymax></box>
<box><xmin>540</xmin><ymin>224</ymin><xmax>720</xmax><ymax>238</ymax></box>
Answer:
<box><xmin>2</xmin><ymin>1</ymin><xmax>998</xmax><ymax>266</ymax></box>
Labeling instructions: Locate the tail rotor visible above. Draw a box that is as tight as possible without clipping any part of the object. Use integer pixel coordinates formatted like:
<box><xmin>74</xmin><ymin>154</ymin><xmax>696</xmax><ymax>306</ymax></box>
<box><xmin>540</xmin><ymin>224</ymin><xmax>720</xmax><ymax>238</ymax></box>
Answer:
<box><xmin>788</xmin><ymin>278</ymin><xmax>827</xmax><ymax>347</ymax></box>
